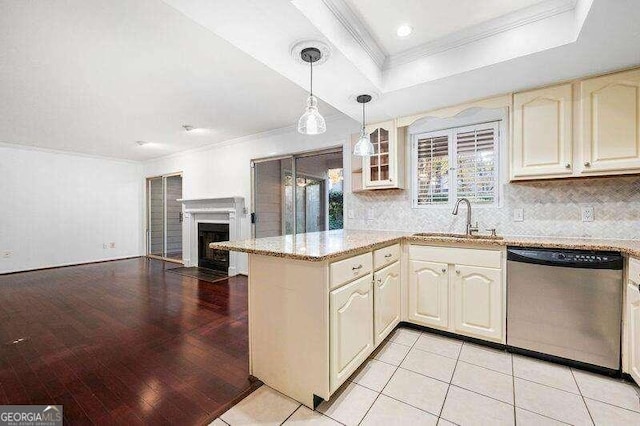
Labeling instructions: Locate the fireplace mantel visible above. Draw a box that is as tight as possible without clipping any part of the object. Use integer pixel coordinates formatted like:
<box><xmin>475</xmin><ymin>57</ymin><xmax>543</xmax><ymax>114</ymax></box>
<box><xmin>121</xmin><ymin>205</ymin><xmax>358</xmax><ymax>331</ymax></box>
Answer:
<box><xmin>180</xmin><ymin>197</ymin><xmax>245</xmax><ymax>275</ymax></box>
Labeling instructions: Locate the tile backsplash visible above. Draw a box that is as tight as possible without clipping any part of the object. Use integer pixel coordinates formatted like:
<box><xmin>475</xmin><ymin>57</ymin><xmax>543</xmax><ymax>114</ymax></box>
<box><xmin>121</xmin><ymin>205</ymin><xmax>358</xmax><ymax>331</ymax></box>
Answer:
<box><xmin>345</xmin><ymin>176</ymin><xmax>640</xmax><ymax>240</ymax></box>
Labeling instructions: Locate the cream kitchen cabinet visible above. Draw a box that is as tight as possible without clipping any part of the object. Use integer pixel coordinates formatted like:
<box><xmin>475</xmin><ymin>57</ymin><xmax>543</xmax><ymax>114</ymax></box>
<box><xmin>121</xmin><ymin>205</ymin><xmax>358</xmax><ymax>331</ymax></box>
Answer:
<box><xmin>626</xmin><ymin>259</ymin><xmax>640</xmax><ymax>384</ymax></box>
<box><xmin>330</xmin><ymin>273</ymin><xmax>374</xmax><ymax>392</ymax></box>
<box><xmin>408</xmin><ymin>260</ymin><xmax>449</xmax><ymax>329</ymax></box>
<box><xmin>511</xmin><ymin>84</ymin><xmax>573</xmax><ymax>180</ymax></box>
<box><xmin>362</xmin><ymin>119</ymin><xmax>405</xmax><ymax>190</ymax></box>
<box><xmin>408</xmin><ymin>245</ymin><xmax>505</xmax><ymax>343</ymax></box>
<box><xmin>579</xmin><ymin>68</ymin><xmax>640</xmax><ymax>175</ymax></box>
<box><xmin>453</xmin><ymin>265</ymin><xmax>503</xmax><ymax>341</ymax></box>
<box><xmin>374</xmin><ymin>261</ymin><xmax>401</xmax><ymax>346</ymax></box>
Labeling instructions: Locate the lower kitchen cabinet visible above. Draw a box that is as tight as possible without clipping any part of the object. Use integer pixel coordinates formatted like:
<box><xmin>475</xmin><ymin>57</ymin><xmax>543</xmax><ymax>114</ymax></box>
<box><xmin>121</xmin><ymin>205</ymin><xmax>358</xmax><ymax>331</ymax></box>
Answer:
<box><xmin>329</xmin><ymin>273</ymin><xmax>374</xmax><ymax>392</ymax></box>
<box><xmin>627</xmin><ymin>262</ymin><xmax>640</xmax><ymax>384</ymax></box>
<box><xmin>374</xmin><ymin>261</ymin><xmax>401</xmax><ymax>346</ymax></box>
<box><xmin>408</xmin><ymin>260</ymin><xmax>449</xmax><ymax>329</ymax></box>
<box><xmin>408</xmin><ymin>245</ymin><xmax>505</xmax><ymax>343</ymax></box>
<box><xmin>453</xmin><ymin>265</ymin><xmax>503</xmax><ymax>341</ymax></box>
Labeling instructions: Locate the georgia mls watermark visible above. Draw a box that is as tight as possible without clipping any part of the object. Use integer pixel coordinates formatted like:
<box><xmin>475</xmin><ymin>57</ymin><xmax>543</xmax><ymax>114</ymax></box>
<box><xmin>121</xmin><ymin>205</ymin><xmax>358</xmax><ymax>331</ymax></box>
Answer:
<box><xmin>0</xmin><ymin>405</ymin><xmax>62</xmax><ymax>426</ymax></box>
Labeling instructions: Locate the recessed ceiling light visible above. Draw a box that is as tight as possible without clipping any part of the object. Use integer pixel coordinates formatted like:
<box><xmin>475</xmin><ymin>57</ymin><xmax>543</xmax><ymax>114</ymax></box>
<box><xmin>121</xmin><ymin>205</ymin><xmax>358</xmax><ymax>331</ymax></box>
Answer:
<box><xmin>396</xmin><ymin>24</ymin><xmax>413</xmax><ymax>38</ymax></box>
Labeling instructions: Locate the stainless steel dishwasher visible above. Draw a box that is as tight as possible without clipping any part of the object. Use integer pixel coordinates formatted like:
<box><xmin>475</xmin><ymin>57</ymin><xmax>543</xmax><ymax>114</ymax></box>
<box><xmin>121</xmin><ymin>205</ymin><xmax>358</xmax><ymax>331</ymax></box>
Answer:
<box><xmin>507</xmin><ymin>247</ymin><xmax>623</xmax><ymax>371</ymax></box>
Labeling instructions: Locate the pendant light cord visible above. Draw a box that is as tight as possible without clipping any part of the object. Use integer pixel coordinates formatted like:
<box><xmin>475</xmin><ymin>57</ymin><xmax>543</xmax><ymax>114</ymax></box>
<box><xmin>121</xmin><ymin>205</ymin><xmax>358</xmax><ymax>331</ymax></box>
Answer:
<box><xmin>310</xmin><ymin>59</ymin><xmax>313</xmax><ymax>97</ymax></box>
<box><xmin>362</xmin><ymin>98</ymin><xmax>365</xmax><ymax>131</ymax></box>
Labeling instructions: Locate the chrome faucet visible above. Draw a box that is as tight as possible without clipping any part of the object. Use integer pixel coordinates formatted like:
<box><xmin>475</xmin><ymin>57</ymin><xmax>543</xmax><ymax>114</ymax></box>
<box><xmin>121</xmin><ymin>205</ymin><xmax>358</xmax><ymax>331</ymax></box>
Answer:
<box><xmin>452</xmin><ymin>198</ymin><xmax>478</xmax><ymax>236</ymax></box>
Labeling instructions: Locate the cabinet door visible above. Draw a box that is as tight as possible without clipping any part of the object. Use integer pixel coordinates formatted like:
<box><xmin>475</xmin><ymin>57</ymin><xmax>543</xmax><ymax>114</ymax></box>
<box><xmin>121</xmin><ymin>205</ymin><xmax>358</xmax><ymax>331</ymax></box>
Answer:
<box><xmin>512</xmin><ymin>84</ymin><xmax>573</xmax><ymax>179</ymax></box>
<box><xmin>374</xmin><ymin>261</ymin><xmax>401</xmax><ymax>346</ymax></box>
<box><xmin>580</xmin><ymin>69</ymin><xmax>640</xmax><ymax>174</ymax></box>
<box><xmin>452</xmin><ymin>265</ymin><xmax>503</xmax><ymax>342</ymax></box>
<box><xmin>330</xmin><ymin>274</ymin><xmax>374</xmax><ymax>392</ymax></box>
<box><xmin>408</xmin><ymin>260</ymin><xmax>449</xmax><ymax>329</ymax></box>
<box><xmin>364</xmin><ymin>121</ymin><xmax>395</xmax><ymax>188</ymax></box>
<box><xmin>628</xmin><ymin>280</ymin><xmax>640</xmax><ymax>384</ymax></box>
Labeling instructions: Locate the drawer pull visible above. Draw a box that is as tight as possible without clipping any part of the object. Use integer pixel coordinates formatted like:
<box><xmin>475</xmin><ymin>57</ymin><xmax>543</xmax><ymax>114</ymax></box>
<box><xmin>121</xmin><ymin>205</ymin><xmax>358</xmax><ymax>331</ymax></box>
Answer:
<box><xmin>352</xmin><ymin>264</ymin><xmax>363</xmax><ymax>271</ymax></box>
<box><xmin>584</xmin><ymin>161</ymin><xmax>591</xmax><ymax>167</ymax></box>
<box><xmin>442</xmin><ymin>268</ymin><xmax>447</xmax><ymax>273</ymax></box>
<box><xmin>456</xmin><ymin>270</ymin><xmax>461</xmax><ymax>275</ymax></box>
<box><xmin>384</xmin><ymin>253</ymin><xmax>393</xmax><ymax>259</ymax></box>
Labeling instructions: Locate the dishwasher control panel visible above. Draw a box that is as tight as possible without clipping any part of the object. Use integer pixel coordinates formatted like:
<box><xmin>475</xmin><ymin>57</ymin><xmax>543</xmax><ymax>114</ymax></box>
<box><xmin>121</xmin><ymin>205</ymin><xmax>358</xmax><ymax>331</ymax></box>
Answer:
<box><xmin>507</xmin><ymin>247</ymin><xmax>623</xmax><ymax>269</ymax></box>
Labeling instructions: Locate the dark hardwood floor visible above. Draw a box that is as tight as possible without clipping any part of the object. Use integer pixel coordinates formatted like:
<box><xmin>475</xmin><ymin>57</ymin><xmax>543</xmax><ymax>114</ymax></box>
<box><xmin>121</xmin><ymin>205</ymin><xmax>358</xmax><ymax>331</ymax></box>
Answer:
<box><xmin>0</xmin><ymin>258</ymin><xmax>255</xmax><ymax>425</ymax></box>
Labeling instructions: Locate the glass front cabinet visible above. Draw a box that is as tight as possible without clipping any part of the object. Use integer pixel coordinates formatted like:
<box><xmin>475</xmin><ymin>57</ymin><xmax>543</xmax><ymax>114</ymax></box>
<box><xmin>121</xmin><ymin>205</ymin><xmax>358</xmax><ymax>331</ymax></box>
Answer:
<box><xmin>360</xmin><ymin>120</ymin><xmax>405</xmax><ymax>190</ymax></box>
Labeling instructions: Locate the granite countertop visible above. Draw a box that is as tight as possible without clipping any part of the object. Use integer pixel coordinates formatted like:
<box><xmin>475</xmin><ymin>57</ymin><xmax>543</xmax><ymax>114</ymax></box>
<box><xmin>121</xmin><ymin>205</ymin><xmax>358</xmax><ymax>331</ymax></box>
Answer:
<box><xmin>210</xmin><ymin>229</ymin><xmax>640</xmax><ymax>261</ymax></box>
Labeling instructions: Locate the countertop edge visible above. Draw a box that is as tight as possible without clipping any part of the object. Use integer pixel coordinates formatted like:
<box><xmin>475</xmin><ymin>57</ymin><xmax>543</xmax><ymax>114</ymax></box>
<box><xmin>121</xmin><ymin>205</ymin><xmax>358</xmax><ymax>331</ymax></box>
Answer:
<box><xmin>211</xmin><ymin>235</ymin><xmax>640</xmax><ymax>261</ymax></box>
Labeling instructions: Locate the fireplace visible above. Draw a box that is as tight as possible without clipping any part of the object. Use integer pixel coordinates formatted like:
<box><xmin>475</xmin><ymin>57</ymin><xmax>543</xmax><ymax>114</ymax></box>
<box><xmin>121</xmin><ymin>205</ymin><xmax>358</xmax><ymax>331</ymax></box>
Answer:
<box><xmin>180</xmin><ymin>197</ymin><xmax>244</xmax><ymax>275</ymax></box>
<box><xmin>198</xmin><ymin>223</ymin><xmax>229</xmax><ymax>272</ymax></box>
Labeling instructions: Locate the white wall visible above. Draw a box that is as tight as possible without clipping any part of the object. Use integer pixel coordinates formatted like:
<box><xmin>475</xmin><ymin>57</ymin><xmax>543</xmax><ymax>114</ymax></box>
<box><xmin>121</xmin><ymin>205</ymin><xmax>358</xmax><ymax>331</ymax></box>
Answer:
<box><xmin>143</xmin><ymin>115</ymin><xmax>359</xmax><ymax>274</ymax></box>
<box><xmin>0</xmin><ymin>144</ymin><xmax>144</xmax><ymax>273</ymax></box>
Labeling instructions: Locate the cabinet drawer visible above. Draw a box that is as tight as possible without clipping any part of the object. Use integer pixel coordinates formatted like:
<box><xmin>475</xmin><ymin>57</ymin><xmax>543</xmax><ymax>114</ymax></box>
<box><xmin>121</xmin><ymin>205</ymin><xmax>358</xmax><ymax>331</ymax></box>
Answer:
<box><xmin>374</xmin><ymin>244</ymin><xmax>401</xmax><ymax>270</ymax></box>
<box><xmin>330</xmin><ymin>252</ymin><xmax>373</xmax><ymax>289</ymax></box>
<box><xmin>410</xmin><ymin>245</ymin><xmax>501</xmax><ymax>269</ymax></box>
<box><xmin>629</xmin><ymin>258</ymin><xmax>640</xmax><ymax>284</ymax></box>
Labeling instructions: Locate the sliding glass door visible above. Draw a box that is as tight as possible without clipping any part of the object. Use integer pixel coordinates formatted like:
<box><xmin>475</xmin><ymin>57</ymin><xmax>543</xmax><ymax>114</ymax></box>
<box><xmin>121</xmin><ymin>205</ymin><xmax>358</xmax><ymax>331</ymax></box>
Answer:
<box><xmin>252</xmin><ymin>148</ymin><xmax>343</xmax><ymax>238</ymax></box>
<box><xmin>146</xmin><ymin>173</ymin><xmax>183</xmax><ymax>262</ymax></box>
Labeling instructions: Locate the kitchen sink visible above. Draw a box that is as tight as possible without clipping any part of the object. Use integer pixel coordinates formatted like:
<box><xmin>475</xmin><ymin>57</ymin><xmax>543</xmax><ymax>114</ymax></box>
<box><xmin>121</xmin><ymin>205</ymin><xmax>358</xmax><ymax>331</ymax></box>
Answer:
<box><xmin>412</xmin><ymin>232</ymin><xmax>504</xmax><ymax>240</ymax></box>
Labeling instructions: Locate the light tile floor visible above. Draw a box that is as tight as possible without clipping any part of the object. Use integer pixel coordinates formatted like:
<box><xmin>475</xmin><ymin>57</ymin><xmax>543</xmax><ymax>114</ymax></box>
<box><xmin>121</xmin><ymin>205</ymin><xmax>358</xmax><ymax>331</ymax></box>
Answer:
<box><xmin>212</xmin><ymin>326</ymin><xmax>640</xmax><ymax>426</ymax></box>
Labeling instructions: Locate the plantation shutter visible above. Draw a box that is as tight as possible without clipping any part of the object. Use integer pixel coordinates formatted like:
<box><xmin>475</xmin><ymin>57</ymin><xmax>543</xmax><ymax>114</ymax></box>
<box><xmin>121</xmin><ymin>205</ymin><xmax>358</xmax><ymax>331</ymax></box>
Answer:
<box><xmin>455</xmin><ymin>123</ymin><xmax>498</xmax><ymax>204</ymax></box>
<box><xmin>416</xmin><ymin>133</ymin><xmax>450</xmax><ymax>205</ymax></box>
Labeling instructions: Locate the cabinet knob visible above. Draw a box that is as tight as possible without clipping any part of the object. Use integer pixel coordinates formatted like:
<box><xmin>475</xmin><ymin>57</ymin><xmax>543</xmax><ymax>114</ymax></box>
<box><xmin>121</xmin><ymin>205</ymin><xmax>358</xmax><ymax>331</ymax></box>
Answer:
<box><xmin>352</xmin><ymin>264</ymin><xmax>363</xmax><ymax>272</ymax></box>
<box><xmin>441</xmin><ymin>268</ymin><xmax>447</xmax><ymax>273</ymax></box>
<box><xmin>584</xmin><ymin>161</ymin><xmax>591</xmax><ymax>167</ymax></box>
<box><xmin>565</xmin><ymin>163</ymin><xmax>571</xmax><ymax>169</ymax></box>
<box><xmin>456</xmin><ymin>270</ymin><xmax>461</xmax><ymax>275</ymax></box>
<box><xmin>384</xmin><ymin>253</ymin><xmax>393</xmax><ymax>259</ymax></box>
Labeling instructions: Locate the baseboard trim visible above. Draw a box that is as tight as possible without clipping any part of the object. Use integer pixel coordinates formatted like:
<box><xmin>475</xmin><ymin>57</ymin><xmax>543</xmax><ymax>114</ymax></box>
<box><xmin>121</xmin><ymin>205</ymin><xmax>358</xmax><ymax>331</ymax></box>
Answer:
<box><xmin>0</xmin><ymin>255</ymin><xmax>143</xmax><ymax>275</ymax></box>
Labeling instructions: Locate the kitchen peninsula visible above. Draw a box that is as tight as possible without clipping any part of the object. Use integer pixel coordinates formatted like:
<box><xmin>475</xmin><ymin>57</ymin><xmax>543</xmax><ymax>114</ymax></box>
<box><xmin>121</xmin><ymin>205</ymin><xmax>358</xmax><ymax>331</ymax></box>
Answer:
<box><xmin>211</xmin><ymin>229</ymin><xmax>640</xmax><ymax>408</ymax></box>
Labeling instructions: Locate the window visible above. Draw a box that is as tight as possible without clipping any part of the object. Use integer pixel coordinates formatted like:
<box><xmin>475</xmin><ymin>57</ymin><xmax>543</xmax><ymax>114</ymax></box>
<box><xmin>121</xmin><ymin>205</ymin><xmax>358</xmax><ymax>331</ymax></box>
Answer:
<box><xmin>412</xmin><ymin>122</ymin><xmax>499</xmax><ymax>207</ymax></box>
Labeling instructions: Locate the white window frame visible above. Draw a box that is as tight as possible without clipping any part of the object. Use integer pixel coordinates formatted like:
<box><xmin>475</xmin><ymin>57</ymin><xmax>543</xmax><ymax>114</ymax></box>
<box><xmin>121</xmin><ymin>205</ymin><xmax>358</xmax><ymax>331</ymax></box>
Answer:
<box><xmin>410</xmin><ymin>108</ymin><xmax>505</xmax><ymax>209</ymax></box>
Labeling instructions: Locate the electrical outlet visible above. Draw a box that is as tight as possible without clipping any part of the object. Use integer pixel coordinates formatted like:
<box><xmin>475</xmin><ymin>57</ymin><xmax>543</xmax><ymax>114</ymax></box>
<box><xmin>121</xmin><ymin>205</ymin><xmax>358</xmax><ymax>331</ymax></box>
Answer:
<box><xmin>347</xmin><ymin>209</ymin><xmax>355</xmax><ymax>219</ymax></box>
<box><xmin>513</xmin><ymin>208</ymin><xmax>524</xmax><ymax>222</ymax></box>
<box><xmin>2</xmin><ymin>250</ymin><xmax>12</xmax><ymax>259</ymax></box>
<box><xmin>581</xmin><ymin>206</ymin><xmax>594</xmax><ymax>222</ymax></box>
<box><xmin>109</xmin><ymin>242</ymin><xmax>116</xmax><ymax>249</ymax></box>
<box><xmin>103</xmin><ymin>243</ymin><xmax>108</xmax><ymax>249</ymax></box>
<box><xmin>367</xmin><ymin>208</ymin><xmax>375</xmax><ymax>220</ymax></box>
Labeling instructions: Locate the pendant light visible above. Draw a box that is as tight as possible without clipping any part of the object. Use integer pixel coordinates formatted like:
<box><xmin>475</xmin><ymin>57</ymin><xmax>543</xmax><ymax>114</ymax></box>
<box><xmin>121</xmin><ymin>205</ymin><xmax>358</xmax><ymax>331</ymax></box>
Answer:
<box><xmin>298</xmin><ymin>47</ymin><xmax>326</xmax><ymax>135</ymax></box>
<box><xmin>353</xmin><ymin>94</ymin><xmax>375</xmax><ymax>156</ymax></box>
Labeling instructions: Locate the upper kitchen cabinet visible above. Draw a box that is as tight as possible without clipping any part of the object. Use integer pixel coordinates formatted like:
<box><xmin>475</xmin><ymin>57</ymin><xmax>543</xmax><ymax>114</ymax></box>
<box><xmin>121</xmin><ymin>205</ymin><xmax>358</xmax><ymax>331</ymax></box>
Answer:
<box><xmin>361</xmin><ymin>120</ymin><xmax>405</xmax><ymax>190</ymax></box>
<box><xmin>511</xmin><ymin>84</ymin><xmax>573</xmax><ymax>180</ymax></box>
<box><xmin>579</xmin><ymin>68</ymin><xmax>640</xmax><ymax>175</ymax></box>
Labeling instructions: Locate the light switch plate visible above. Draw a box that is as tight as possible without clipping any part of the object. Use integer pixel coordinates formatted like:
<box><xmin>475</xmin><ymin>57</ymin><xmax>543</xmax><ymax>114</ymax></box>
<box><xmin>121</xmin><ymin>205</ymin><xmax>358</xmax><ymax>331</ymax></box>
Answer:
<box><xmin>581</xmin><ymin>206</ymin><xmax>594</xmax><ymax>222</ymax></box>
<box><xmin>367</xmin><ymin>208</ymin><xmax>375</xmax><ymax>220</ymax></box>
<box><xmin>347</xmin><ymin>209</ymin><xmax>355</xmax><ymax>219</ymax></box>
<box><xmin>513</xmin><ymin>208</ymin><xmax>524</xmax><ymax>222</ymax></box>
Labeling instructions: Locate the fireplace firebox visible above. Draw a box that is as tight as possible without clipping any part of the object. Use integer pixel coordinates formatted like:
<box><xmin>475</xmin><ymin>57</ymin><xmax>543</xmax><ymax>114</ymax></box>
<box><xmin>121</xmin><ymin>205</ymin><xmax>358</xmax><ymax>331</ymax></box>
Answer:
<box><xmin>198</xmin><ymin>223</ymin><xmax>230</xmax><ymax>273</ymax></box>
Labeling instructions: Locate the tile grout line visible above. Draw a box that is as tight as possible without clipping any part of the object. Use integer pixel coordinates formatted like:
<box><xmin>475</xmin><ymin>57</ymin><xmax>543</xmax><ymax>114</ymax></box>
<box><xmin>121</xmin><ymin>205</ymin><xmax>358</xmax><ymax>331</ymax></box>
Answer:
<box><xmin>278</xmin><ymin>404</ymin><xmax>302</xmax><ymax>426</ymax></box>
<box><xmin>570</xmin><ymin>368</ymin><xmax>595</xmax><ymax>426</ymax></box>
<box><xmin>357</xmin><ymin>328</ymin><xmax>422</xmax><ymax>425</ymax></box>
<box><xmin>511</xmin><ymin>349</ymin><xmax>516</xmax><ymax>424</ymax></box>
<box><xmin>437</xmin><ymin>337</ymin><xmax>464</xmax><ymax>421</ymax></box>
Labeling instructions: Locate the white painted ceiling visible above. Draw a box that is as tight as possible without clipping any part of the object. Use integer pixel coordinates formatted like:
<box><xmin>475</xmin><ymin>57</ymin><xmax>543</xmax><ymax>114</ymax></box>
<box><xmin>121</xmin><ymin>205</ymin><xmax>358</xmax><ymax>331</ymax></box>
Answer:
<box><xmin>2</xmin><ymin>0</ymin><xmax>640</xmax><ymax>162</ymax></box>
<box><xmin>0</xmin><ymin>0</ymin><xmax>342</xmax><ymax>161</ymax></box>
<box><xmin>344</xmin><ymin>0</ymin><xmax>547</xmax><ymax>55</ymax></box>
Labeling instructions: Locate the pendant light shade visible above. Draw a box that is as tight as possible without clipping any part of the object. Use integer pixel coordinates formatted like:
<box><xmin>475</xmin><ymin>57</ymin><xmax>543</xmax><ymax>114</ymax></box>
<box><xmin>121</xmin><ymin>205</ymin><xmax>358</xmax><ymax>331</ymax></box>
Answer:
<box><xmin>298</xmin><ymin>94</ymin><xmax>326</xmax><ymax>135</ymax></box>
<box><xmin>298</xmin><ymin>47</ymin><xmax>326</xmax><ymax>135</ymax></box>
<box><xmin>353</xmin><ymin>94</ymin><xmax>375</xmax><ymax>157</ymax></box>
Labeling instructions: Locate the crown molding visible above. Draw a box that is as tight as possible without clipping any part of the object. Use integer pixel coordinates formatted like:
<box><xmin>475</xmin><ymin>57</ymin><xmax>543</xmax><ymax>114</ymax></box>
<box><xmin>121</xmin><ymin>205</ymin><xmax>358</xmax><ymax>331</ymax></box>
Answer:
<box><xmin>320</xmin><ymin>0</ymin><xmax>387</xmax><ymax>68</ymax></box>
<box><xmin>0</xmin><ymin>141</ymin><xmax>142</xmax><ymax>164</ymax></box>
<box><xmin>384</xmin><ymin>0</ymin><xmax>577</xmax><ymax>69</ymax></box>
<box><xmin>143</xmin><ymin>112</ymin><xmax>353</xmax><ymax>164</ymax></box>
<box><xmin>320</xmin><ymin>0</ymin><xmax>577</xmax><ymax>72</ymax></box>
